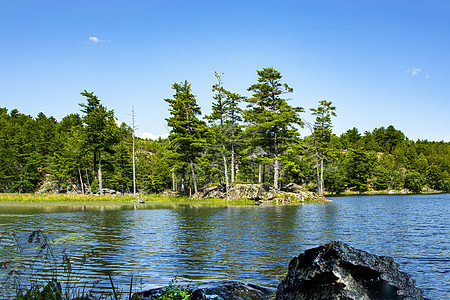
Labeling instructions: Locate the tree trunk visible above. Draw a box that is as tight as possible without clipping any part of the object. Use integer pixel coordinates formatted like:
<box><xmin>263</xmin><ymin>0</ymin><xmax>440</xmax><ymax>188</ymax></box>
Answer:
<box><xmin>315</xmin><ymin>156</ymin><xmax>320</xmax><ymax>195</ymax></box>
<box><xmin>132</xmin><ymin>104</ymin><xmax>137</xmax><ymax>196</ymax></box>
<box><xmin>273</xmin><ymin>132</ymin><xmax>279</xmax><ymax>190</ymax></box>
<box><xmin>222</xmin><ymin>138</ymin><xmax>230</xmax><ymax>200</ymax></box>
<box><xmin>320</xmin><ymin>155</ymin><xmax>324</xmax><ymax>196</ymax></box>
<box><xmin>189</xmin><ymin>159</ymin><xmax>198</xmax><ymax>194</ymax></box>
<box><xmin>132</xmin><ymin>138</ymin><xmax>136</xmax><ymax>196</ymax></box>
<box><xmin>78</xmin><ymin>166</ymin><xmax>85</xmax><ymax>195</ymax></box>
<box><xmin>98</xmin><ymin>152</ymin><xmax>103</xmax><ymax>195</ymax></box>
<box><xmin>181</xmin><ymin>166</ymin><xmax>186</xmax><ymax>194</ymax></box>
<box><xmin>172</xmin><ymin>170</ymin><xmax>176</xmax><ymax>192</ymax></box>
<box><xmin>251</xmin><ymin>153</ymin><xmax>256</xmax><ymax>183</ymax></box>
<box><xmin>85</xmin><ymin>169</ymin><xmax>91</xmax><ymax>194</ymax></box>
<box><xmin>231</xmin><ymin>142</ymin><xmax>235</xmax><ymax>183</ymax></box>
<box><xmin>258</xmin><ymin>164</ymin><xmax>262</xmax><ymax>183</ymax></box>
<box><xmin>274</xmin><ymin>158</ymin><xmax>279</xmax><ymax>191</ymax></box>
<box><xmin>262</xmin><ymin>164</ymin><xmax>265</xmax><ymax>183</ymax></box>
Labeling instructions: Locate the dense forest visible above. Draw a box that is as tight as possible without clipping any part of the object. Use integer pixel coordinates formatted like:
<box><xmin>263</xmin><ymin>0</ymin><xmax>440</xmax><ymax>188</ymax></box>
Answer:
<box><xmin>1</xmin><ymin>68</ymin><xmax>449</xmax><ymax>196</ymax></box>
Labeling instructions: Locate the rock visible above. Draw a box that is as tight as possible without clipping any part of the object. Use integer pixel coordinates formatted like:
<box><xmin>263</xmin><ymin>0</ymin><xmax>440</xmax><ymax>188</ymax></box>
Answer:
<box><xmin>132</xmin><ymin>280</ymin><xmax>275</xmax><ymax>300</ymax></box>
<box><xmin>229</xmin><ymin>183</ymin><xmax>271</xmax><ymax>200</ymax></box>
<box><xmin>196</xmin><ymin>183</ymin><xmax>325</xmax><ymax>203</ymax></box>
<box><xmin>97</xmin><ymin>188</ymin><xmax>117</xmax><ymax>195</ymax></box>
<box><xmin>275</xmin><ymin>241</ymin><xmax>425</xmax><ymax>300</ymax></box>
<box><xmin>200</xmin><ymin>185</ymin><xmax>227</xmax><ymax>199</ymax></box>
<box><xmin>282</xmin><ymin>183</ymin><xmax>304</xmax><ymax>193</ymax></box>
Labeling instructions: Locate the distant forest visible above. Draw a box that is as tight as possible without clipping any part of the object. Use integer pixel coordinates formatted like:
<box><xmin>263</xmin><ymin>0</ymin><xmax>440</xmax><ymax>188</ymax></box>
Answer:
<box><xmin>1</xmin><ymin>68</ymin><xmax>449</xmax><ymax>195</ymax></box>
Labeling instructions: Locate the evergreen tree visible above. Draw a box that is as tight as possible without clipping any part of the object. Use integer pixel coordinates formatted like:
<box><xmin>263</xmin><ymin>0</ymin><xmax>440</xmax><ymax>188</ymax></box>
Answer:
<box><xmin>310</xmin><ymin>100</ymin><xmax>336</xmax><ymax>196</ymax></box>
<box><xmin>79</xmin><ymin>90</ymin><xmax>119</xmax><ymax>195</ymax></box>
<box><xmin>206</xmin><ymin>72</ymin><xmax>231</xmax><ymax>199</ymax></box>
<box><xmin>346</xmin><ymin>148</ymin><xmax>376</xmax><ymax>192</ymax></box>
<box><xmin>225</xmin><ymin>91</ymin><xmax>244</xmax><ymax>183</ymax></box>
<box><xmin>165</xmin><ymin>81</ymin><xmax>206</xmax><ymax>195</ymax></box>
<box><xmin>246</xmin><ymin>67</ymin><xmax>304</xmax><ymax>190</ymax></box>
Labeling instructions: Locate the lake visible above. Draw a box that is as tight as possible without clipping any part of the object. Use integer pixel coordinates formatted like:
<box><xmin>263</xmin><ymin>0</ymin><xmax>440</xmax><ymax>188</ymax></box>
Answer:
<box><xmin>0</xmin><ymin>194</ymin><xmax>449</xmax><ymax>299</ymax></box>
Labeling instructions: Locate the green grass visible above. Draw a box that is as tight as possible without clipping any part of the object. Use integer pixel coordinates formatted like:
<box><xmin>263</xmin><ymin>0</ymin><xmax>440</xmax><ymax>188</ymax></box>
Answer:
<box><xmin>0</xmin><ymin>192</ymin><xmax>329</xmax><ymax>207</ymax></box>
<box><xmin>0</xmin><ymin>193</ymin><xmax>259</xmax><ymax>205</ymax></box>
<box><xmin>0</xmin><ymin>193</ymin><xmax>135</xmax><ymax>202</ymax></box>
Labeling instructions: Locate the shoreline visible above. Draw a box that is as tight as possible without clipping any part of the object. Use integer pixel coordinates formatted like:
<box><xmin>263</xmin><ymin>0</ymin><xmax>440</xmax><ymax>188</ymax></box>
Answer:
<box><xmin>1</xmin><ymin>190</ymin><xmax>446</xmax><ymax>206</ymax></box>
<box><xmin>325</xmin><ymin>189</ymin><xmax>448</xmax><ymax>197</ymax></box>
<box><xmin>0</xmin><ymin>193</ymin><xmax>307</xmax><ymax>206</ymax></box>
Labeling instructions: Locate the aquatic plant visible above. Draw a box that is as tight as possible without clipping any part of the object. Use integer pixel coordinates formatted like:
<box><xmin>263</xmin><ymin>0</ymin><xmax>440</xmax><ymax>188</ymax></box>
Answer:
<box><xmin>0</xmin><ymin>230</ymin><xmax>136</xmax><ymax>300</ymax></box>
<box><xmin>153</xmin><ymin>279</ymin><xmax>192</xmax><ymax>300</ymax></box>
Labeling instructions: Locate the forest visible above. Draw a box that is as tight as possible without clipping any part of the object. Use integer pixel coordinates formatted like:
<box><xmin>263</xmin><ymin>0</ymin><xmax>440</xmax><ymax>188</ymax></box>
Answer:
<box><xmin>1</xmin><ymin>67</ymin><xmax>449</xmax><ymax>196</ymax></box>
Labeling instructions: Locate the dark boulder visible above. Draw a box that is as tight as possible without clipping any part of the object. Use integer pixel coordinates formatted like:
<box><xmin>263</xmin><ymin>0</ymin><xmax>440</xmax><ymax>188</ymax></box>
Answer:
<box><xmin>275</xmin><ymin>241</ymin><xmax>425</xmax><ymax>300</ymax></box>
<box><xmin>132</xmin><ymin>280</ymin><xmax>275</xmax><ymax>300</ymax></box>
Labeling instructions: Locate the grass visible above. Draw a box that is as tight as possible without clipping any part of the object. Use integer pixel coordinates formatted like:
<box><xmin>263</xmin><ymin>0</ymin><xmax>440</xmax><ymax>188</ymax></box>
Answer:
<box><xmin>0</xmin><ymin>193</ymin><xmax>134</xmax><ymax>203</ymax></box>
<box><xmin>0</xmin><ymin>229</ymin><xmax>194</xmax><ymax>300</ymax></box>
<box><xmin>0</xmin><ymin>230</ymin><xmax>141</xmax><ymax>300</ymax></box>
<box><xmin>0</xmin><ymin>193</ymin><xmax>260</xmax><ymax>206</ymax></box>
<box><xmin>0</xmin><ymin>191</ymin><xmax>329</xmax><ymax>207</ymax></box>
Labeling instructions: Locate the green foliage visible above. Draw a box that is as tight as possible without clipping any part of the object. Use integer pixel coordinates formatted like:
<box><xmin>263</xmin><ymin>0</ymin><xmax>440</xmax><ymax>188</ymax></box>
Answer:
<box><xmin>310</xmin><ymin>100</ymin><xmax>337</xmax><ymax>195</ymax></box>
<box><xmin>245</xmin><ymin>67</ymin><xmax>304</xmax><ymax>190</ymax></box>
<box><xmin>165</xmin><ymin>81</ymin><xmax>207</xmax><ymax>194</ymax></box>
<box><xmin>1</xmin><ymin>67</ymin><xmax>450</xmax><ymax>196</ymax></box>
<box><xmin>154</xmin><ymin>280</ymin><xmax>192</xmax><ymax>300</ymax></box>
<box><xmin>405</xmin><ymin>170</ymin><xmax>424</xmax><ymax>193</ymax></box>
<box><xmin>346</xmin><ymin>149</ymin><xmax>376</xmax><ymax>192</ymax></box>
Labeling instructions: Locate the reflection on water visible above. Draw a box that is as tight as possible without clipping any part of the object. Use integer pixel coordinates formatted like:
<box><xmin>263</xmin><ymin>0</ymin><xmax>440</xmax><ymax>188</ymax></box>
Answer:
<box><xmin>0</xmin><ymin>194</ymin><xmax>449</xmax><ymax>299</ymax></box>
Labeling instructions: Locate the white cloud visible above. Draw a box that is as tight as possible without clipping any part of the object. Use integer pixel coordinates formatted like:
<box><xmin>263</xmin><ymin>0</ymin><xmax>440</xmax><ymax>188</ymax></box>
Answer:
<box><xmin>406</xmin><ymin>68</ymin><xmax>421</xmax><ymax>76</ymax></box>
<box><xmin>89</xmin><ymin>36</ymin><xmax>100</xmax><ymax>43</ymax></box>
<box><xmin>425</xmin><ymin>74</ymin><xmax>430</xmax><ymax>79</ymax></box>
<box><xmin>141</xmin><ymin>132</ymin><xmax>169</xmax><ymax>140</ymax></box>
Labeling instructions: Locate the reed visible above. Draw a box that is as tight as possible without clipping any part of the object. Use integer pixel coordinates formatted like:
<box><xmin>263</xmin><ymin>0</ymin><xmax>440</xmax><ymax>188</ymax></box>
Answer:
<box><xmin>0</xmin><ymin>230</ymin><xmax>138</xmax><ymax>300</ymax></box>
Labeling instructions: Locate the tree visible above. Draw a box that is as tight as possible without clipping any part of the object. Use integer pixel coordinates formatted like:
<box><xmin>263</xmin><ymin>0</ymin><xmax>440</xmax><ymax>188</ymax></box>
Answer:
<box><xmin>206</xmin><ymin>72</ymin><xmax>245</xmax><ymax>198</ymax></box>
<box><xmin>405</xmin><ymin>169</ymin><xmax>424</xmax><ymax>193</ymax></box>
<box><xmin>206</xmin><ymin>72</ymin><xmax>231</xmax><ymax>199</ymax></box>
<box><xmin>79</xmin><ymin>90</ymin><xmax>118</xmax><ymax>195</ymax></box>
<box><xmin>340</xmin><ymin>127</ymin><xmax>361</xmax><ymax>149</ymax></box>
<box><xmin>165</xmin><ymin>81</ymin><xmax>206</xmax><ymax>195</ymax></box>
<box><xmin>346</xmin><ymin>148</ymin><xmax>376</xmax><ymax>192</ymax></box>
<box><xmin>225</xmin><ymin>91</ymin><xmax>244</xmax><ymax>183</ymax></box>
<box><xmin>246</xmin><ymin>67</ymin><xmax>304</xmax><ymax>190</ymax></box>
<box><xmin>50</xmin><ymin>113</ymin><xmax>86</xmax><ymax>193</ymax></box>
<box><xmin>310</xmin><ymin>100</ymin><xmax>337</xmax><ymax>196</ymax></box>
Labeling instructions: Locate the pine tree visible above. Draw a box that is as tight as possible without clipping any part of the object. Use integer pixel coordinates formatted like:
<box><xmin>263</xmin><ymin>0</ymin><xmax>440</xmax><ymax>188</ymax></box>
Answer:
<box><xmin>310</xmin><ymin>100</ymin><xmax>336</xmax><ymax>196</ymax></box>
<box><xmin>79</xmin><ymin>90</ymin><xmax>118</xmax><ymax>195</ymax></box>
<box><xmin>246</xmin><ymin>67</ymin><xmax>304</xmax><ymax>190</ymax></box>
<box><xmin>165</xmin><ymin>81</ymin><xmax>206</xmax><ymax>195</ymax></box>
<box><xmin>206</xmin><ymin>72</ymin><xmax>245</xmax><ymax>198</ymax></box>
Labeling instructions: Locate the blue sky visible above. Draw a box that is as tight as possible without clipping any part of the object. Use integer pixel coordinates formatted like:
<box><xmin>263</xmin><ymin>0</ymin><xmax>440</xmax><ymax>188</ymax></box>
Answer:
<box><xmin>1</xmin><ymin>0</ymin><xmax>449</xmax><ymax>141</ymax></box>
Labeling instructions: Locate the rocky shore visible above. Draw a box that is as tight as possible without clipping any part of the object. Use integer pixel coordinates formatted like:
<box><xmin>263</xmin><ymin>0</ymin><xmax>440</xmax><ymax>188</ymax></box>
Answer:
<box><xmin>196</xmin><ymin>183</ymin><xmax>330</xmax><ymax>204</ymax></box>
<box><xmin>132</xmin><ymin>241</ymin><xmax>426</xmax><ymax>300</ymax></box>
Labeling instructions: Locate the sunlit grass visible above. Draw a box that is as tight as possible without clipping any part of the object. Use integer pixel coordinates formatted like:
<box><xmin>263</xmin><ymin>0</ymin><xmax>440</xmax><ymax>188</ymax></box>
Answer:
<box><xmin>0</xmin><ymin>192</ymin><xmax>325</xmax><ymax>206</ymax></box>
<box><xmin>0</xmin><ymin>193</ymin><xmax>136</xmax><ymax>202</ymax></box>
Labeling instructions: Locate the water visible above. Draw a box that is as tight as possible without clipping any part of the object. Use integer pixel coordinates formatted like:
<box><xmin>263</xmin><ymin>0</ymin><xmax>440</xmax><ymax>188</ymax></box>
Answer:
<box><xmin>0</xmin><ymin>194</ymin><xmax>449</xmax><ymax>299</ymax></box>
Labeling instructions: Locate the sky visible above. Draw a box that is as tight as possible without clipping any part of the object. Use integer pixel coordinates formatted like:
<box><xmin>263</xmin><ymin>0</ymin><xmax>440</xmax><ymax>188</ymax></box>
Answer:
<box><xmin>1</xmin><ymin>0</ymin><xmax>449</xmax><ymax>142</ymax></box>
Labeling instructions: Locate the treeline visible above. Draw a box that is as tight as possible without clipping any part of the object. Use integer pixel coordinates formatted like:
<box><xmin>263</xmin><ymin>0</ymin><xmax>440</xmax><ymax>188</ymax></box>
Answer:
<box><xmin>1</xmin><ymin>67</ymin><xmax>449</xmax><ymax>195</ymax></box>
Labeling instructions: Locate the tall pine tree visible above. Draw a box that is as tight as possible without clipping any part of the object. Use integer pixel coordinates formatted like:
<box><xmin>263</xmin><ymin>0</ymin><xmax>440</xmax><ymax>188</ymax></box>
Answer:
<box><xmin>165</xmin><ymin>81</ymin><xmax>206</xmax><ymax>195</ymax></box>
<box><xmin>79</xmin><ymin>90</ymin><xmax>118</xmax><ymax>195</ymax></box>
<box><xmin>310</xmin><ymin>100</ymin><xmax>337</xmax><ymax>196</ymax></box>
<box><xmin>246</xmin><ymin>67</ymin><xmax>304</xmax><ymax>190</ymax></box>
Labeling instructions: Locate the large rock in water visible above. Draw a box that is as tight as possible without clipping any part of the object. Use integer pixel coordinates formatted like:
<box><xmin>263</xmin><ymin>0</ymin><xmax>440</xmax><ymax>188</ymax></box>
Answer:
<box><xmin>132</xmin><ymin>242</ymin><xmax>425</xmax><ymax>300</ymax></box>
<box><xmin>275</xmin><ymin>241</ymin><xmax>425</xmax><ymax>300</ymax></box>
